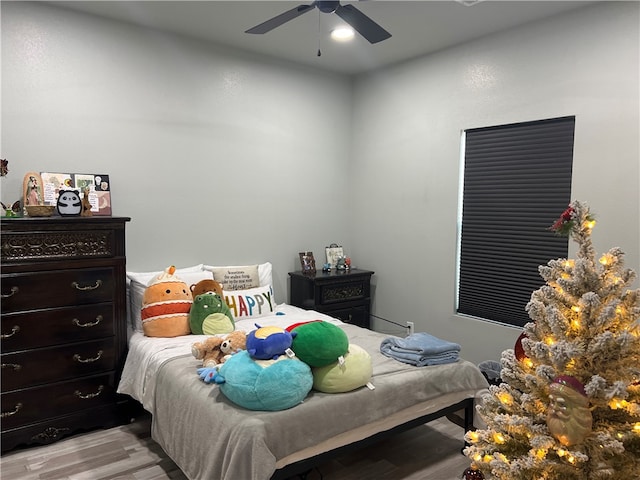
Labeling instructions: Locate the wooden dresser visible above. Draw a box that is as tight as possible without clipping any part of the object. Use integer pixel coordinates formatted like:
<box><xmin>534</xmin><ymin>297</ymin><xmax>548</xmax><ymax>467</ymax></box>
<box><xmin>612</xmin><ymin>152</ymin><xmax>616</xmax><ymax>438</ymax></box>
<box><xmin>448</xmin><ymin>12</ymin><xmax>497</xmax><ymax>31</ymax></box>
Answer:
<box><xmin>1</xmin><ymin>216</ymin><xmax>130</xmax><ymax>452</ymax></box>
<box><xmin>289</xmin><ymin>269</ymin><xmax>374</xmax><ymax>328</ymax></box>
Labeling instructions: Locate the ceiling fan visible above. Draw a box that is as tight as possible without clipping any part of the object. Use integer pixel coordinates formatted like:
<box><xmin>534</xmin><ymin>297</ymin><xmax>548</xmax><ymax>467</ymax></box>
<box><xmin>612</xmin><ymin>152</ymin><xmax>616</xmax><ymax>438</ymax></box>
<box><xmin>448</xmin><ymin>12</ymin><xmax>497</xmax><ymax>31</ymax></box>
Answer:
<box><xmin>245</xmin><ymin>1</ymin><xmax>392</xmax><ymax>44</ymax></box>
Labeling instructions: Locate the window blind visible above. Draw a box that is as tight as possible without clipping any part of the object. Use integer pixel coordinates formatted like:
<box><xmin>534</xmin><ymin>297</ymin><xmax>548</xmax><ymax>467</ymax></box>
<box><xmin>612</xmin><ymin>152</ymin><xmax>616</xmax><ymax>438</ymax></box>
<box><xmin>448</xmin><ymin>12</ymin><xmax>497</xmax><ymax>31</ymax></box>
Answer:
<box><xmin>458</xmin><ymin>116</ymin><xmax>575</xmax><ymax>327</ymax></box>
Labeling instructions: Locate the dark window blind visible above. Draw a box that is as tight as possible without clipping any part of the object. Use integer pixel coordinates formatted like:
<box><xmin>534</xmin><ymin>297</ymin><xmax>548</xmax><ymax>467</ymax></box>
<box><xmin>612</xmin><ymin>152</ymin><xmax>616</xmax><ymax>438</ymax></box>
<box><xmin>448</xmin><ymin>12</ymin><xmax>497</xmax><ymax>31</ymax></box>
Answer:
<box><xmin>458</xmin><ymin>116</ymin><xmax>574</xmax><ymax>327</ymax></box>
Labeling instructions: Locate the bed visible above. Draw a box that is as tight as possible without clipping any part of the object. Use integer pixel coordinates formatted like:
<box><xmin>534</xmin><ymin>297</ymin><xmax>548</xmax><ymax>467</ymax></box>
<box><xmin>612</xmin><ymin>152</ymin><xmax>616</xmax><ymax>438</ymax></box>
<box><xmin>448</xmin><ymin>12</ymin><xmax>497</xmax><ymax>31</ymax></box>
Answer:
<box><xmin>118</xmin><ymin>264</ymin><xmax>489</xmax><ymax>480</ymax></box>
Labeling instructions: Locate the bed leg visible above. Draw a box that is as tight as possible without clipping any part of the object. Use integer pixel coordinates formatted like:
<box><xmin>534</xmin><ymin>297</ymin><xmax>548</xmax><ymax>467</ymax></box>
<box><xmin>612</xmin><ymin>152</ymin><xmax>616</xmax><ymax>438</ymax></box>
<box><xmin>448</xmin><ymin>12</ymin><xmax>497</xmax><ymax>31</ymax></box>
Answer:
<box><xmin>463</xmin><ymin>398</ymin><xmax>474</xmax><ymax>433</ymax></box>
<box><xmin>461</xmin><ymin>398</ymin><xmax>475</xmax><ymax>453</ymax></box>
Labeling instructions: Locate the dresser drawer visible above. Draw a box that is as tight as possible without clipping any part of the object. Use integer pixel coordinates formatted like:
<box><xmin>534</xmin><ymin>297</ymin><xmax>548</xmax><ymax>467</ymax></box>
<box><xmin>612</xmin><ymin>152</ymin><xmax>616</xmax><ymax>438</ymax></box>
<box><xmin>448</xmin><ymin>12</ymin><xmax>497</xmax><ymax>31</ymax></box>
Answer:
<box><xmin>1</xmin><ymin>338</ymin><xmax>115</xmax><ymax>391</ymax></box>
<box><xmin>1</xmin><ymin>267</ymin><xmax>115</xmax><ymax>313</ymax></box>
<box><xmin>1</xmin><ymin>303</ymin><xmax>115</xmax><ymax>352</ymax></box>
<box><xmin>1</xmin><ymin>374</ymin><xmax>116</xmax><ymax>431</ymax></box>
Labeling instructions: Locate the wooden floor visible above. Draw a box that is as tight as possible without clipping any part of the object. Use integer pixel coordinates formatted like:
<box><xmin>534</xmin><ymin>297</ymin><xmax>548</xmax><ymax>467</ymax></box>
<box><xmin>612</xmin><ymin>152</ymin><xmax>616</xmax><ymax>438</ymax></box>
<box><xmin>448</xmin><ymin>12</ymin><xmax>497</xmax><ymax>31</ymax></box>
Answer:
<box><xmin>1</xmin><ymin>412</ymin><xmax>472</xmax><ymax>480</ymax></box>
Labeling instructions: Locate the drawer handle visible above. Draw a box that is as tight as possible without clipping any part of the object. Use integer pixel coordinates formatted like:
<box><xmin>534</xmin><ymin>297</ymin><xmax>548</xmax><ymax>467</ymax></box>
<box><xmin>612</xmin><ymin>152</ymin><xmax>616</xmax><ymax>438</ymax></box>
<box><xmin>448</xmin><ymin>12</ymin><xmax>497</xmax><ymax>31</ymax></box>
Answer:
<box><xmin>1</xmin><ymin>325</ymin><xmax>20</xmax><ymax>339</ymax></box>
<box><xmin>73</xmin><ymin>350</ymin><xmax>103</xmax><ymax>363</ymax></box>
<box><xmin>1</xmin><ymin>363</ymin><xmax>22</xmax><ymax>371</ymax></box>
<box><xmin>73</xmin><ymin>315</ymin><xmax>103</xmax><ymax>328</ymax></box>
<box><xmin>74</xmin><ymin>385</ymin><xmax>104</xmax><ymax>400</ymax></box>
<box><xmin>1</xmin><ymin>286</ymin><xmax>19</xmax><ymax>299</ymax></box>
<box><xmin>71</xmin><ymin>279</ymin><xmax>103</xmax><ymax>291</ymax></box>
<box><xmin>1</xmin><ymin>402</ymin><xmax>23</xmax><ymax>418</ymax></box>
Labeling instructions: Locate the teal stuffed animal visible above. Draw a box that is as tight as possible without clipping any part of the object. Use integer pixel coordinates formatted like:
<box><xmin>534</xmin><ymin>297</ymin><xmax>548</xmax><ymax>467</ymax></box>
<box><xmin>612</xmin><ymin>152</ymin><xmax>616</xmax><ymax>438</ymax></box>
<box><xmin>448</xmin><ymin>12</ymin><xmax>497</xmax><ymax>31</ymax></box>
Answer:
<box><xmin>189</xmin><ymin>293</ymin><xmax>235</xmax><ymax>335</ymax></box>
<box><xmin>214</xmin><ymin>350</ymin><xmax>313</xmax><ymax>411</ymax></box>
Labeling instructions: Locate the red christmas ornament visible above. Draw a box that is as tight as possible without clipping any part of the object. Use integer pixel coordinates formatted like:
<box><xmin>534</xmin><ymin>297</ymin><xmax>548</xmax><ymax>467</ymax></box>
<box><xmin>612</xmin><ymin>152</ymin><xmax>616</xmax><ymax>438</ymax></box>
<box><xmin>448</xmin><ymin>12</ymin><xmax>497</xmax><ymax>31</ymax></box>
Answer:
<box><xmin>462</xmin><ymin>466</ymin><xmax>485</xmax><ymax>479</ymax></box>
<box><xmin>514</xmin><ymin>331</ymin><xmax>527</xmax><ymax>362</ymax></box>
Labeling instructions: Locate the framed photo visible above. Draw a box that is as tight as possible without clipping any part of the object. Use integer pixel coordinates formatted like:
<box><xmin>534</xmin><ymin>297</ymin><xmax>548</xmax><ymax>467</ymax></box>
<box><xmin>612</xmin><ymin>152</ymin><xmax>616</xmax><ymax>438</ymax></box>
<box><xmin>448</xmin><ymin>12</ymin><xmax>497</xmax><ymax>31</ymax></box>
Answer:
<box><xmin>299</xmin><ymin>251</ymin><xmax>316</xmax><ymax>274</ymax></box>
<box><xmin>325</xmin><ymin>244</ymin><xmax>344</xmax><ymax>267</ymax></box>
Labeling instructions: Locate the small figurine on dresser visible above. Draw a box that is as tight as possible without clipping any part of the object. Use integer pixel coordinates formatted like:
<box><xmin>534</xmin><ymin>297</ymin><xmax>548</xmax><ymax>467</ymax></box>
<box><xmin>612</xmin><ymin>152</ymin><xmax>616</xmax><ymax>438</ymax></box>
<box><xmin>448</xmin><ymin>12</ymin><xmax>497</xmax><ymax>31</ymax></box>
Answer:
<box><xmin>81</xmin><ymin>187</ymin><xmax>93</xmax><ymax>217</ymax></box>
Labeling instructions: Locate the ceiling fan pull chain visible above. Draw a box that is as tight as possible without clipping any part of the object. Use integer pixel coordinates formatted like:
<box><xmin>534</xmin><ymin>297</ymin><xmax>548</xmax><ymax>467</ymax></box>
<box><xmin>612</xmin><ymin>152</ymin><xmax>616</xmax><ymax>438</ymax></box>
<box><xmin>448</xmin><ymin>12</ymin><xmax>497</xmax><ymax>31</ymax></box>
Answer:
<box><xmin>317</xmin><ymin>10</ymin><xmax>322</xmax><ymax>57</ymax></box>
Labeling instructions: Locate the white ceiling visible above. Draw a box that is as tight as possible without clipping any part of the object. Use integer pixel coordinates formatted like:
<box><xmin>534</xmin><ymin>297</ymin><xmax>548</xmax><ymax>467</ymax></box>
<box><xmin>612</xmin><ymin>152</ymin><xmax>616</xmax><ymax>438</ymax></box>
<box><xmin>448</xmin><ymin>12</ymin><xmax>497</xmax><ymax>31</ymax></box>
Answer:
<box><xmin>49</xmin><ymin>1</ymin><xmax>596</xmax><ymax>75</ymax></box>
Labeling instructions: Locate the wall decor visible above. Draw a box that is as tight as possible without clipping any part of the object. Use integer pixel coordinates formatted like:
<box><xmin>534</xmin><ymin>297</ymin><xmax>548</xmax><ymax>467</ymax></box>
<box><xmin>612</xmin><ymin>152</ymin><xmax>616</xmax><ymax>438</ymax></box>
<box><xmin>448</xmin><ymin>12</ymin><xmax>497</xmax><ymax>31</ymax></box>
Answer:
<box><xmin>325</xmin><ymin>244</ymin><xmax>344</xmax><ymax>267</ymax></box>
<box><xmin>41</xmin><ymin>172</ymin><xmax>112</xmax><ymax>216</ymax></box>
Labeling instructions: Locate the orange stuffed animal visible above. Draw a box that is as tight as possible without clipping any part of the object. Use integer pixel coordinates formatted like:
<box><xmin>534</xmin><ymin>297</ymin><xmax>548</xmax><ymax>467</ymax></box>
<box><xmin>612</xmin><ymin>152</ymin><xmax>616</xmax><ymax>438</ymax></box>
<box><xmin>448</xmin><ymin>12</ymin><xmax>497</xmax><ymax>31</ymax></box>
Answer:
<box><xmin>141</xmin><ymin>266</ymin><xmax>192</xmax><ymax>337</ymax></box>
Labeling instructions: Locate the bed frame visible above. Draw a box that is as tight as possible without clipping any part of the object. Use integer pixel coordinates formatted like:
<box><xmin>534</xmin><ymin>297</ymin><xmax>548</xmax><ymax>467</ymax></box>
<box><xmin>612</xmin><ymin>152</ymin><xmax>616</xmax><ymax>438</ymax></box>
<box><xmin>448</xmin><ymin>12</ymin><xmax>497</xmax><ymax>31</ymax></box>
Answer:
<box><xmin>270</xmin><ymin>397</ymin><xmax>474</xmax><ymax>480</ymax></box>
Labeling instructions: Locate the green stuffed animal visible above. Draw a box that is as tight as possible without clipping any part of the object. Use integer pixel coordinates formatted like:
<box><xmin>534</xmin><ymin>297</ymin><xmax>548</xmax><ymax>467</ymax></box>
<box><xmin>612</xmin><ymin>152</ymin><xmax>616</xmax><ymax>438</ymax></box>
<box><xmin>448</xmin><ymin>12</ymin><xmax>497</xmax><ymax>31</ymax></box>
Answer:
<box><xmin>189</xmin><ymin>293</ymin><xmax>235</xmax><ymax>335</ymax></box>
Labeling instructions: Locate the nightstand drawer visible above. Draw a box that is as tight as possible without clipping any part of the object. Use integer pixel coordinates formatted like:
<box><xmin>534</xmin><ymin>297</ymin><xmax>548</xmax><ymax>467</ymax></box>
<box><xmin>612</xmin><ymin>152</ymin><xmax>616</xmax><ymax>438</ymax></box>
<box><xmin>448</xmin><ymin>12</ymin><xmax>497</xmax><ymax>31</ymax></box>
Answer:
<box><xmin>1</xmin><ymin>304</ymin><xmax>115</xmax><ymax>352</ymax></box>
<box><xmin>320</xmin><ymin>279</ymin><xmax>368</xmax><ymax>305</ymax></box>
<box><xmin>1</xmin><ymin>339</ymin><xmax>115</xmax><ymax>391</ymax></box>
<box><xmin>1</xmin><ymin>374</ymin><xmax>116</xmax><ymax>431</ymax></box>
<box><xmin>324</xmin><ymin>305</ymin><xmax>369</xmax><ymax>328</ymax></box>
<box><xmin>1</xmin><ymin>268</ymin><xmax>115</xmax><ymax>313</ymax></box>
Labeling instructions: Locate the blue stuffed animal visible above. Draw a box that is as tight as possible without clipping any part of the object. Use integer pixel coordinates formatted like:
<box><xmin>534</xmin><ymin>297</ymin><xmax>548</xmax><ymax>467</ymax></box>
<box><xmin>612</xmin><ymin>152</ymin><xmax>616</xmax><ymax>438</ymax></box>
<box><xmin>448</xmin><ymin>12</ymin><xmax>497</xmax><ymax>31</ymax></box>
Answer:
<box><xmin>197</xmin><ymin>366</ymin><xmax>225</xmax><ymax>384</ymax></box>
<box><xmin>246</xmin><ymin>324</ymin><xmax>296</xmax><ymax>360</ymax></box>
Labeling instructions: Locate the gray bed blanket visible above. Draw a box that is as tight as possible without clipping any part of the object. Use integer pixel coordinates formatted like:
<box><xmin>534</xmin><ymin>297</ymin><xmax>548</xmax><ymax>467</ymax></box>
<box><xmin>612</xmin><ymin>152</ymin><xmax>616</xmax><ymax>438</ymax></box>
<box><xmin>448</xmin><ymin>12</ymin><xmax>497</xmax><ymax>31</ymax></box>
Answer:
<box><xmin>151</xmin><ymin>324</ymin><xmax>488</xmax><ymax>480</ymax></box>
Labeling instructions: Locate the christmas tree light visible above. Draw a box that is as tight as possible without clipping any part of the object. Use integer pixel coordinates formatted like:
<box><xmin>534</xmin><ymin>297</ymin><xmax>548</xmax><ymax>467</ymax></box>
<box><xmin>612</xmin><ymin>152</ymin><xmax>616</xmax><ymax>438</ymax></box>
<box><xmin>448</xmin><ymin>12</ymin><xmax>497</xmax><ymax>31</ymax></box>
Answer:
<box><xmin>463</xmin><ymin>201</ymin><xmax>640</xmax><ymax>480</ymax></box>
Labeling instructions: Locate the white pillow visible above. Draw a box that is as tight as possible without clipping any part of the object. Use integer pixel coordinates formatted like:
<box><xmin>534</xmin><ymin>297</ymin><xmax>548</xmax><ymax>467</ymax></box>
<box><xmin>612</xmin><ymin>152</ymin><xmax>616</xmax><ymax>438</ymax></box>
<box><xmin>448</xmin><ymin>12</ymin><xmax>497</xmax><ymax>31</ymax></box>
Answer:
<box><xmin>126</xmin><ymin>265</ymin><xmax>209</xmax><ymax>332</ymax></box>
<box><xmin>223</xmin><ymin>284</ymin><xmax>275</xmax><ymax>319</ymax></box>
<box><xmin>204</xmin><ymin>262</ymin><xmax>272</xmax><ymax>289</ymax></box>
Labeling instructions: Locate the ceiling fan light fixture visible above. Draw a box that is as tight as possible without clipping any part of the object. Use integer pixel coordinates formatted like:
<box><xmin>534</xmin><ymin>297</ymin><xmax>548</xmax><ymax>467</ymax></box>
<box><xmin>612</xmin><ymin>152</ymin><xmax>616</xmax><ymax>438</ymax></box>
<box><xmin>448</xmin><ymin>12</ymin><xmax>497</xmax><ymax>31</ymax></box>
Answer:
<box><xmin>331</xmin><ymin>27</ymin><xmax>354</xmax><ymax>41</ymax></box>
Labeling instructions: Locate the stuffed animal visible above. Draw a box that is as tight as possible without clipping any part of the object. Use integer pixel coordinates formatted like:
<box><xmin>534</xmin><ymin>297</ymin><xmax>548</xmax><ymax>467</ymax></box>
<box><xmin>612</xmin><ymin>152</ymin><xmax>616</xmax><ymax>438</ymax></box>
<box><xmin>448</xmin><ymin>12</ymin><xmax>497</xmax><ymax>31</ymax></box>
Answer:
<box><xmin>220</xmin><ymin>330</ymin><xmax>247</xmax><ymax>359</ymax></box>
<box><xmin>141</xmin><ymin>266</ymin><xmax>192</xmax><ymax>337</ymax></box>
<box><xmin>189</xmin><ymin>293</ymin><xmax>235</xmax><ymax>335</ymax></box>
<box><xmin>194</xmin><ymin>331</ymin><xmax>248</xmax><ymax>382</ymax></box>
<box><xmin>192</xmin><ymin>336</ymin><xmax>225</xmax><ymax>368</ymax></box>
<box><xmin>312</xmin><ymin>344</ymin><xmax>373</xmax><ymax>393</ymax></box>
<box><xmin>246</xmin><ymin>324</ymin><xmax>296</xmax><ymax>360</ymax></box>
<box><xmin>56</xmin><ymin>189</ymin><xmax>82</xmax><ymax>216</ymax></box>
<box><xmin>190</xmin><ymin>278</ymin><xmax>224</xmax><ymax>299</ymax></box>
<box><xmin>214</xmin><ymin>350</ymin><xmax>313</xmax><ymax>411</ymax></box>
<box><xmin>289</xmin><ymin>321</ymin><xmax>349</xmax><ymax>367</ymax></box>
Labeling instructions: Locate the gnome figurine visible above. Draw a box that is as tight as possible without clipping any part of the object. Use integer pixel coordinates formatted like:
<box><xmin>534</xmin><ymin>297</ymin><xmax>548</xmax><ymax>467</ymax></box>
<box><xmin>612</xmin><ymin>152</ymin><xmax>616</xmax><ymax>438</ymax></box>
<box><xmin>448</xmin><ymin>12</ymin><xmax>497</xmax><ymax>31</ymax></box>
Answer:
<box><xmin>546</xmin><ymin>375</ymin><xmax>593</xmax><ymax>446</ymax></box>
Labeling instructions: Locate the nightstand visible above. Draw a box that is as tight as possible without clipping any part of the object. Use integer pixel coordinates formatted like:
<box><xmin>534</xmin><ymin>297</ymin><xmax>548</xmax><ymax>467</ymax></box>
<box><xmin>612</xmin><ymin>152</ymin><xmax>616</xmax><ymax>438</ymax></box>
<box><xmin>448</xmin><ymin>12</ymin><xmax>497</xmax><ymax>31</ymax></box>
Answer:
<box><xmin>288</xmin><ymin>269</ymin><xmax>374</xmax><ymax>328</ymax></box>
<box><xmin>1</xmin><ymin>216</ymin><xmax>130</xmax><ymax>452</ymax></box>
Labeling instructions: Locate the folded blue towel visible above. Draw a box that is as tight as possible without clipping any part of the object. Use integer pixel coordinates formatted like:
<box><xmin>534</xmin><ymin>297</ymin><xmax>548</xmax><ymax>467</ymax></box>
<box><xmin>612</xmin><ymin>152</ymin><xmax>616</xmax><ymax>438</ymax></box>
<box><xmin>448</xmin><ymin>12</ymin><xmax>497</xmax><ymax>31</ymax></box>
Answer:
<box><xmin>380</xmin><ymin>332</ymin><xmax>461</xmax><ymax>366</ymax></box>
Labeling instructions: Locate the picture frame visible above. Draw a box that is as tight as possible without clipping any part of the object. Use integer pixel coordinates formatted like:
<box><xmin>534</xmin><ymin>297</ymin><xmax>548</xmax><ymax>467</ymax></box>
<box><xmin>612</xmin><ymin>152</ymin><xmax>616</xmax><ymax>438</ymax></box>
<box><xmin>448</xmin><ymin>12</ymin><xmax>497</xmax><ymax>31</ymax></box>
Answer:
<box><xmin>23</xmin><ymin>171</ymin><xmax>45</xmax><ymax>209</ymax></box>
<box><xmin>325</xmin><ymin>244</ymin><xmax>344</xmax><ymax>267</ymax></box>
<box><xmin>299</xmin><ymin>251</ymin><xmax>316</xmax><ymax>274</ymax></box>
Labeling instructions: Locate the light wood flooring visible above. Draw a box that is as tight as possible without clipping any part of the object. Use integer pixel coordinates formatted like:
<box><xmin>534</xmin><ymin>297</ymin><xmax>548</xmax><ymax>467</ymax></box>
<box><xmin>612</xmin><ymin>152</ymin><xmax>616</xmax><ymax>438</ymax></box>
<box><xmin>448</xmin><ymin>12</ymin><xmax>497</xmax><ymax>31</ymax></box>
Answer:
<box><xmin>1</xmin><ymin>412</ymin><xmax>472</xmax><ymax>480</ymax></box>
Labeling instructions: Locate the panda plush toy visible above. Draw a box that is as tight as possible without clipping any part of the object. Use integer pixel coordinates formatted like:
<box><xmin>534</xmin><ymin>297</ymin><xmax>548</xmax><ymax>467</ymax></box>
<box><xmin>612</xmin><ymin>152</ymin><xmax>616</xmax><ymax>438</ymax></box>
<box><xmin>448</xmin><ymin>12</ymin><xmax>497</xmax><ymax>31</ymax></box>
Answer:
<box><xmin>56</xmin><ymin>190</ymin><xmax>82</xmax><ymax>216</ymax></box>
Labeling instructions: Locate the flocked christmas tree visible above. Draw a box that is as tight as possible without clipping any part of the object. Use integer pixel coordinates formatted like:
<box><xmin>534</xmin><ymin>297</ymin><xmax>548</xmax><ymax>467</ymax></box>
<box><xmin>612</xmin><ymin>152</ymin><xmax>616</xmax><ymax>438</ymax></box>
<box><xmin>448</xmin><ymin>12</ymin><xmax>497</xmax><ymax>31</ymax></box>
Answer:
<box><xmin>463</xmin><ymin>200</ymin><xmax>640</xmax><ymax>480</ymax></box>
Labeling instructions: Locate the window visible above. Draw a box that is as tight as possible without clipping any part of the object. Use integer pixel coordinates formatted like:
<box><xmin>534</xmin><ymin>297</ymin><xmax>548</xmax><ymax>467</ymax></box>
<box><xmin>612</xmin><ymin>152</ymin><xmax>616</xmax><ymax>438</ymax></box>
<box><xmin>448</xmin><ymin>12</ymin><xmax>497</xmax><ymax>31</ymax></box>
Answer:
<box><xmin>457</xmin><ymin>116</ymin><xmax>575</xmax><ymax>327</ymax></box>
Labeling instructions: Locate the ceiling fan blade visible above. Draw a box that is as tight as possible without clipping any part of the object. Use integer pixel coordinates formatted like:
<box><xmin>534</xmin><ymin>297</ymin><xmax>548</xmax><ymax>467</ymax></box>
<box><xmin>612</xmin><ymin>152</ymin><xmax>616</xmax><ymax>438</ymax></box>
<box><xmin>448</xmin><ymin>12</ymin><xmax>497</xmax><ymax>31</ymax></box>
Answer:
<box><xmin>245</xmin><ymin>3</ymin><xmax>317</xmax><ymax>34</ymax></box>
<box><xmin>335</xmin><ymin>4</ymin><xmax>391</xmax><ymax>44</ymax></box>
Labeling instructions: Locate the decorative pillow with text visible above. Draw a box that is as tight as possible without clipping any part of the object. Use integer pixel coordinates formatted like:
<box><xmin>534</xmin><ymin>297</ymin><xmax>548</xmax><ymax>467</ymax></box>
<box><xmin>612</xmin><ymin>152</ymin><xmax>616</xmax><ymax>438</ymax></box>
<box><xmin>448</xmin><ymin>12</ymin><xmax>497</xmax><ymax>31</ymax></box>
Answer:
<box><xmin>208</xmin><ymin>265</ymin><xmax>259</xmax><ymax>290</ymax></box>
<box><xmin>224</xmin><ymin>284</ymin><xmax>275</xmax><ymax>319</ymax></box>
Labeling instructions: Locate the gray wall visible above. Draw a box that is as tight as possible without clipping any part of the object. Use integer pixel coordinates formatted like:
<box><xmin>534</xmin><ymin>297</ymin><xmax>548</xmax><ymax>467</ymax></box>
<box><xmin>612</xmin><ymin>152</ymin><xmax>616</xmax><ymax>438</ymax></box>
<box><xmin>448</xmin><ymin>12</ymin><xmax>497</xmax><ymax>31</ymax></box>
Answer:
<box><xmin>1</xmin><ymin>2</ymin><xmax>354</xmax><ymax>302</ymax></box>
<box><xmin>2</xmin><ymin>2</ymin><xmax>638</xmax><ymax>364</ymax></box>
<box><xmin>350</xmin><ymin>2</ymin><xmax>639</xmax><ymax>363</ymax></box>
